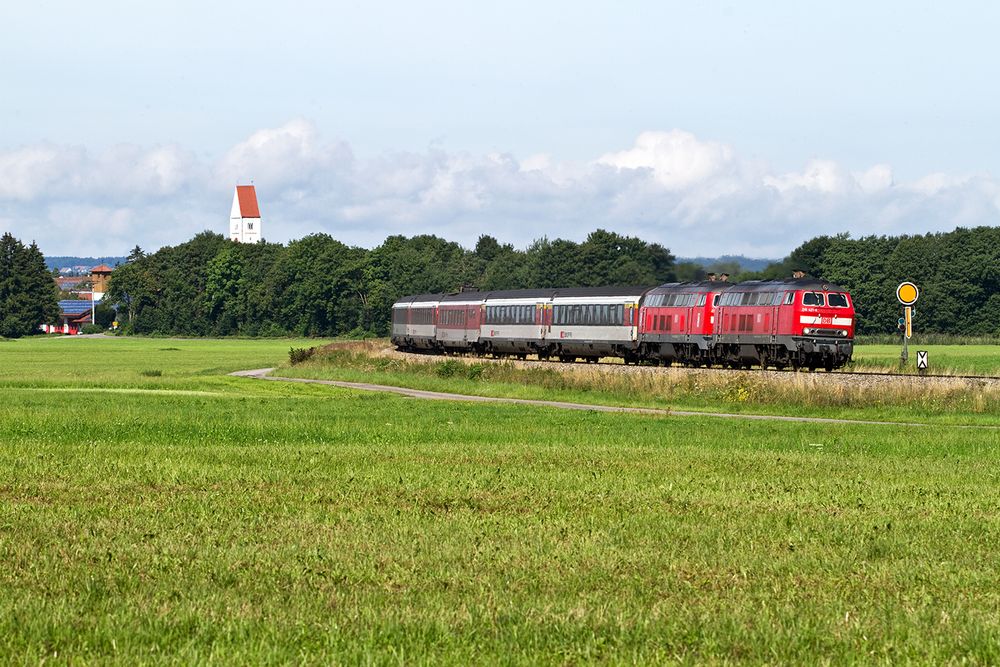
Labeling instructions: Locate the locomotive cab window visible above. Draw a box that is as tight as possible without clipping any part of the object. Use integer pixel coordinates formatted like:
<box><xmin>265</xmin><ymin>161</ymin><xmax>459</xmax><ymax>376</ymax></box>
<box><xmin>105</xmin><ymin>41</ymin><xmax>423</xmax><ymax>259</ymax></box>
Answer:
<box><xmin>803</xmin><ymin>292</ymin><xmax>825</xmax><ymax>307</ymax></box>
<box><xmin>783</xmin><ymin>292</ymin><xmax>794</xmax><ymax>305</ymax></box>
<box><xmin>828</xmin><ymin>293</ymin><xmax>849</xmax><ymax>308</ymax></box>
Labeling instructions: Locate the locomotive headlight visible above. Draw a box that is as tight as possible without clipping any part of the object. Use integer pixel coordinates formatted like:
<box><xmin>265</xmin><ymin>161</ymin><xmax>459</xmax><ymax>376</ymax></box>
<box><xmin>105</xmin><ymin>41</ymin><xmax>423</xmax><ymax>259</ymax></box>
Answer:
<box><xmin>803</xmin><ymin>328</ymin><xmax>814</xmax><ymax>335</ymax></box>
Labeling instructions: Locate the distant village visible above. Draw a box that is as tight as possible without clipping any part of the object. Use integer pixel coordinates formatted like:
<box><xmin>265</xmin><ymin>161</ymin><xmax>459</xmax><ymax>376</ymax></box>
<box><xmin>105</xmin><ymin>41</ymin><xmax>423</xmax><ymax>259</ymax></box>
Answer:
<box><xmin>44</xmin><ymin>185</ymin><xmax>262</xmax><ymax>335</ymax></box>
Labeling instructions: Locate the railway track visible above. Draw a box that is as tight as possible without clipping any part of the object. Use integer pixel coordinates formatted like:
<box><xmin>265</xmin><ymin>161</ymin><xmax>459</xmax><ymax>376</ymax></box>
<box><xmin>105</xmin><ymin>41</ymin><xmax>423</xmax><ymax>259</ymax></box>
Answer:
<box><xmin>390</xmin><ymin>348</ymin><xmax>1000</xmax><ymax>384</ymax></box>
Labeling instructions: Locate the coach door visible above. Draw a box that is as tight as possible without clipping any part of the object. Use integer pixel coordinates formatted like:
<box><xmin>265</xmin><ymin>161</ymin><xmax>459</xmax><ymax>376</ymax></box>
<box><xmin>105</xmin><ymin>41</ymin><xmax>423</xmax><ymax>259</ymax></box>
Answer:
<box><xmin>627</xmin><ymin>302</ymin><xmax>638</xmax><ymax>340</ymax></box>
<box><xmin>536</xmin><ymin>302</ymin><xmax>550</xmax><ymax>339</ymax></box>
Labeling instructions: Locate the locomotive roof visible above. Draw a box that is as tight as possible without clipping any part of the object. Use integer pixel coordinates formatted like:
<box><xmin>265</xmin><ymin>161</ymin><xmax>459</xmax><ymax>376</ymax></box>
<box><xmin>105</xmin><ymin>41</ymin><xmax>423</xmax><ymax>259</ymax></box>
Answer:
<box><xmin>723</xmin><ymin>278</ymin><xmax>849</xmax><ymax>292</ymax></box>
<box><xmin>647</xmin><ymin>278</ymin><xmax>848</xmax><ymax>293</ymax></box>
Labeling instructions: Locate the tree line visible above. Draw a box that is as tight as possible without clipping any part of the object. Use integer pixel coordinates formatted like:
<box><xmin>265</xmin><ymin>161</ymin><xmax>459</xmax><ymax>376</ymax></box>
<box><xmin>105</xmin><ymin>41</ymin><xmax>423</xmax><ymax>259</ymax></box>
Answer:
<box><xmin>108</xmin><ymin>227</ymin><xmax>1000</xmax><ymax>336</ymax></box>
<box><xmin>746</xmin><ymin>227</ymin><xmax>1000</xmax><ymax>336</ymax></box>
<box><xmin>105</xmin><ymin>230</ymin><xmax>677</xmax><ymax>337</ymax></box>
<box><xmin>44</xmin><ymin>224</ymin><xmax>1000</xmax><ymax>338</ymax></box>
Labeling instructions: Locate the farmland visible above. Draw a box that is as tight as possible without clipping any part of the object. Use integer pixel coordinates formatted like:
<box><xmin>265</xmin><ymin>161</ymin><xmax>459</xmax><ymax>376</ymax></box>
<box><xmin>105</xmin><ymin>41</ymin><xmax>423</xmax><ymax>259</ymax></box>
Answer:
<box><xmin>2</xmin><ymin>336</ymin><xmax>1000</xmax><ymax>663</ymax></box>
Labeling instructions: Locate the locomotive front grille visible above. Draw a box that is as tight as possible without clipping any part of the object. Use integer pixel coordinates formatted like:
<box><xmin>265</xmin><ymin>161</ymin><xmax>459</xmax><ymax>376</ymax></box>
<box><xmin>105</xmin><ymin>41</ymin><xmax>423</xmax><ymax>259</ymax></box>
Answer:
<box><xmin>803</xmin><ymin>327</ymin><xmax>849</xmax><ymax>337</ymax></box>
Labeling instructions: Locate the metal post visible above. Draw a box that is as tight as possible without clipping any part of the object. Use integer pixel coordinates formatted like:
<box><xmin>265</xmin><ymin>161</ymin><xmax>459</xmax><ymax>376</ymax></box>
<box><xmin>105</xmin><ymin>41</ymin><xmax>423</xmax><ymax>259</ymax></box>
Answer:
<box><xmin>899</xmin><ymin>308</ymin><xmax>910</xmax><ymax>368</ymax></box>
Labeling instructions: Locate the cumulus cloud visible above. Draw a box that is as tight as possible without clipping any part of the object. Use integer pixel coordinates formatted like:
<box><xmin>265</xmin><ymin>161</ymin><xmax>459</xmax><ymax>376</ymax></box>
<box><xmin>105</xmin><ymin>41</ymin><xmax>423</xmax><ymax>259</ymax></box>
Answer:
<box><xmin>2</xmin><ymin>119</ymin><xmax>1000</xmax><ymax>258</ymax></box>
<box><xmin>597</xmin><ymin>130</ymin><xmax>735</xmax><ymax>190</ymax></box>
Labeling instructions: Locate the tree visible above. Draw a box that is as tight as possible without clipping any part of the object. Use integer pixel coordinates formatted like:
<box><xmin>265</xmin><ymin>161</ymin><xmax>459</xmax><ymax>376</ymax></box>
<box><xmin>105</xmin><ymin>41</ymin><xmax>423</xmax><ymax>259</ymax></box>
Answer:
<box><xmin>126</xmin><ymin>245</ymin><xmax>146</xmax><ymax>263</ymax></box>
<box><xmin>0</xmin><ymin>234</ymin><xmax>59</xmax><ymax>338</ymax></box>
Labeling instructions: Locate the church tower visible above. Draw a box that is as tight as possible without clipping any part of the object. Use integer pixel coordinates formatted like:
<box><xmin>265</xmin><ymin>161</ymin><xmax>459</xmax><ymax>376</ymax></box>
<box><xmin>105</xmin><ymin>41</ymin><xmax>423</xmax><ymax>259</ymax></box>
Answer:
<box><xmin>230</xmin><ymin>185</ymin><xmax>262</xmax><ymax>243</ymax></box>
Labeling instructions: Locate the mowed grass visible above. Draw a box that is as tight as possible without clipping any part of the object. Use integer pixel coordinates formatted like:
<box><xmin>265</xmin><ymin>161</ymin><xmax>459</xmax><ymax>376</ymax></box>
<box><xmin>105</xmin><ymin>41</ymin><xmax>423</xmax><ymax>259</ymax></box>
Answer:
<box><xmin>2</xmin><ymin>337</ymin><xmax>1000</xmax><ymax>663</ymax></box>
<box><xmin>852</xmin><ymin>343</ymin><xmax>1000</xmax><ymax>375</ymax></box>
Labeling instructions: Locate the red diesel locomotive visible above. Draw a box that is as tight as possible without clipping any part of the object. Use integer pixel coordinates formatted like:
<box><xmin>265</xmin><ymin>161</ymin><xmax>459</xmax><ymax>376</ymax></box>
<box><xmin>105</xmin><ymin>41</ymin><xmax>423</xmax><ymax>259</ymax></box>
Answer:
<box><xmin>391</xmin><ymin>278</ymin><xmax>855</xmax><ymax>370</ymax></box>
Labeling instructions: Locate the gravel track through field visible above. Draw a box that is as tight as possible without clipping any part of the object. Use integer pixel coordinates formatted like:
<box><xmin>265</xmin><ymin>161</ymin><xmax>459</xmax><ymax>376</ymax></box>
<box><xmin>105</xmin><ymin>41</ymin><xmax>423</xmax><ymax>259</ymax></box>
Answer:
<box><xmin>231</xmin><ymin>368</ymin><xmax>997</xmax><ymax>428</ymax></box>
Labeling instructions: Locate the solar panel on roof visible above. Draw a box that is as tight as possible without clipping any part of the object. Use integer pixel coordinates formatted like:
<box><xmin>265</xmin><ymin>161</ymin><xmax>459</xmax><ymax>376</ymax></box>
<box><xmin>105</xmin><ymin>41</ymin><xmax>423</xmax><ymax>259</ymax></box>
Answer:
<box><xmin>59</xmin><ymin>300</ymin><xmax>94</xmax><ymax>315</ymax></box>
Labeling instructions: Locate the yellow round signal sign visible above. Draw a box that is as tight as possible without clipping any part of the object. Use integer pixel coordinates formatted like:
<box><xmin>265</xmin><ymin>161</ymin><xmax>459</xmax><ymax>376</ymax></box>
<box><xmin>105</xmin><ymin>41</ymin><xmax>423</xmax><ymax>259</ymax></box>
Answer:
<box><xmin>896</xmin><ymin>282</ymin><xmax>919</xmax><ymax>305</ymax></box>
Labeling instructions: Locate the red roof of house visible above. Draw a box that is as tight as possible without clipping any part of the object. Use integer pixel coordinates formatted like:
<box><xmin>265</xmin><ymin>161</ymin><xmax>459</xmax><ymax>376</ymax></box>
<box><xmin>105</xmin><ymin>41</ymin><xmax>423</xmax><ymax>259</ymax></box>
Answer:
<box><xmin>56</xmin><ymin>276</ymin><xmax>85</xmax><ymax>288</ymax></box>
<box><xmin>90</xmin><ymin>264</ymin><xmax>113</xmax><ymax>274</ymax></box>
<box><xmin>236</xmin><ymin>185</ymin><xmax>260</xmax><ymax>218</ymax></box>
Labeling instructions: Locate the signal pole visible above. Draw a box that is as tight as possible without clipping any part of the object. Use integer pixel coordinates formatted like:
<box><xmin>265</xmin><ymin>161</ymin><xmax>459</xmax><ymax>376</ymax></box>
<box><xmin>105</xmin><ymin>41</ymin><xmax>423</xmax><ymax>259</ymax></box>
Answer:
<box><xmin>896</xmin><ymin>282</ymin><xmax>918</xmax><ymax>368</ymax></box>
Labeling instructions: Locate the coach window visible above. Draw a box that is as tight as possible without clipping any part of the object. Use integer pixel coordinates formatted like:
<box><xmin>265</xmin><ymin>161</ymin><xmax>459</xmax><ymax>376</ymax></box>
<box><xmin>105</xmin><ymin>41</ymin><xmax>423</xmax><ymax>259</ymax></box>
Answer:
<box><xmin>828</xmin><ymin>293</ymin><xmax>849</xmax><ymax>308</ymax></box>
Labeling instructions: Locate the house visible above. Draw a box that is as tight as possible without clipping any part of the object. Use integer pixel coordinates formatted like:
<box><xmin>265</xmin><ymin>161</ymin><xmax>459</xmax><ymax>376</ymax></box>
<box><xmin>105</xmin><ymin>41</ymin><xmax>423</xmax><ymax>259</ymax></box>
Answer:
<box><xmin>42</xmin><ymin>300</ymin><xmax>94</xmax><ymax>335</ymax></box>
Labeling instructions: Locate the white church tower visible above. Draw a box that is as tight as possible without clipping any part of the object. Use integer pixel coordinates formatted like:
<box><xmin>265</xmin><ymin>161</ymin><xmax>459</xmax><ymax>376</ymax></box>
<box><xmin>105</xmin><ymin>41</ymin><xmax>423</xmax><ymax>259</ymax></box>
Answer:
<box><xmin>230</xmin><ymin>185</ymin><xmax>262</xmax><ymax>243</ymax></box>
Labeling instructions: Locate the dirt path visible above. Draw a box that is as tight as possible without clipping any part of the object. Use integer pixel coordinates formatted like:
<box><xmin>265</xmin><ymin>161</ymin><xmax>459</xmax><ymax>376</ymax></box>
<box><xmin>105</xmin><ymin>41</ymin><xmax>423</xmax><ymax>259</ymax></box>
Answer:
<box><xmin>230</xmin><ymin>368</ymin><xmax>956</xmax><ymax>428</ymax></box>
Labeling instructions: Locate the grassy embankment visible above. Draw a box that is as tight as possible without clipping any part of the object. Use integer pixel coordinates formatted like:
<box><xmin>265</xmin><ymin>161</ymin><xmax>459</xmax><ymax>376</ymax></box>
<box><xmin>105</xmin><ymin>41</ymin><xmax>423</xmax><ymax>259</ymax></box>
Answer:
<box><xmin>2</xmin><ymin>336</ymin><xmax>1000</xmax><ymax>663</ymax></box>
<box><xmin>282</xmin><ymin>340</ymin><xmax>1000</xmax><ymax>425</ymax></box>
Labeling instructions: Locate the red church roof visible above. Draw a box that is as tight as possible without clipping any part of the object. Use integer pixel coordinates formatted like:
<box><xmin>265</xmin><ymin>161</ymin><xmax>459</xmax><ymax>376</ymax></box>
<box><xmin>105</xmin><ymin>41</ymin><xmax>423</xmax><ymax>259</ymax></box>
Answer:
<box><xmin>236</xmin><ymin>185</ymin><xmax>260</xmax><ymax>218</ymax></box>
<box><xmin>90</xmin><ymin>264</ymin><xmax>113</xmax><ymax>273</ymax></box>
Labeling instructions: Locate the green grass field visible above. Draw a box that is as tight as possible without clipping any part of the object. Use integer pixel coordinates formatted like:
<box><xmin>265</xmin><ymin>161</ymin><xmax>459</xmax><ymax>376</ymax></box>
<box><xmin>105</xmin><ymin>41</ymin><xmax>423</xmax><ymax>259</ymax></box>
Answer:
<box><xmin>2</xmin><ymin>336</ymin><xmax>1000</xmax><ymax>663</ymax></box>
<box><xmin>852</xmin><ymin>343</ymin><xmax>1000</xmax><ymax>375</ymax></box>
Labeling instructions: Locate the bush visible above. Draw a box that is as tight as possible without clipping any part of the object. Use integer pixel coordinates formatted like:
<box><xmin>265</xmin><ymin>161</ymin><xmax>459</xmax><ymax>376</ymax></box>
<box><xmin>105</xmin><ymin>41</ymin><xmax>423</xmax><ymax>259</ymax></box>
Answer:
<box><xmin>80</xmin><ymin>324</ymin><xmax>104</xmax><ymax>335</ymax></box>
<box><xmin>435</xmin><ymin>359</ymin><xmax>465</xmax><ymax>378</ymax></box>
<box><xmin>289</xmin><ymin>346</ymin><xmax>317</xmax><ymax>365</ymax></box>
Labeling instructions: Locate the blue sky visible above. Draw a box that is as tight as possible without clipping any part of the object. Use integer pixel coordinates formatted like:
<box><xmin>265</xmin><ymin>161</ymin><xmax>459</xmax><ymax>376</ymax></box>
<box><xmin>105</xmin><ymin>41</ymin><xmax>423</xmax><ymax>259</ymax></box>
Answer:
<box><xmin>3</xmin><ymin>1</ymin><xmax>999</xmax><ymax>258</ymax></box>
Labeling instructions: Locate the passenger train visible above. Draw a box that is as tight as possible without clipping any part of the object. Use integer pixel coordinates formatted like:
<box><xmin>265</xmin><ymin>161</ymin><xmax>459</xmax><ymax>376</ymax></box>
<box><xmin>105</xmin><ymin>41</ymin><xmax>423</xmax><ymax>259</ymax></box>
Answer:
<box><xmin>391</xmin><ymin>279</ymin><xmax>855</xmax><ymax>371</ymax></box>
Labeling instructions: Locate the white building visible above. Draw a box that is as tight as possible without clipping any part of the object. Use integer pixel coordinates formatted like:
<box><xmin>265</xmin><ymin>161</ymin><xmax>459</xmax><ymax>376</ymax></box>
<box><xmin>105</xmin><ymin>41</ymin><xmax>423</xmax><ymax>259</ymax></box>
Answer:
<box><xmin>230</xmin><ymin>185</ymin><xmax>262</xmax><ymax>243</ymax></box>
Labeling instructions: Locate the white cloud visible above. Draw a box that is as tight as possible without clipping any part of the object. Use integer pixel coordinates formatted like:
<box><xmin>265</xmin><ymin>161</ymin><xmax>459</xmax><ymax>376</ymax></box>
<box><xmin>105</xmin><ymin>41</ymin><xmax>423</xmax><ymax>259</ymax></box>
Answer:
<box><xmin>856</xmin><ymin>164</ymin><xmax>894</xmax><ymax>193</ymax></box>
<box><xmin>764</xmin><ymin>159</ymin><xmax>853</xmax><ymax>195</ymax></box>
<box><xmin>3</xmin><ymin>119</ymin><xmax>1000</xmax><ymax>258</ymax></box>
<box><xmin>597</xmin><ymin>130</ymin><xmax>735</xmax><ymax>190</ymax></box>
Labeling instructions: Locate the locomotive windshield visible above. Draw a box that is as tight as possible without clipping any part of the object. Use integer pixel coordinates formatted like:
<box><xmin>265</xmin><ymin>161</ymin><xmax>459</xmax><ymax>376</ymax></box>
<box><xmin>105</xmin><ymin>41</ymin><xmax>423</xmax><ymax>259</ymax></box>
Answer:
<box><xmin>803</xmin><ymin>292</ymin><xmax>825</xmax><ymax>306</ymax></box>
<box><xmin>828</xmin><ymin>293</ymin><xmax>849</xmax><ymax>307</ymax></box>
